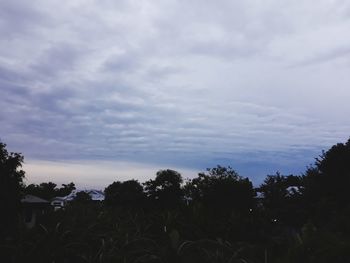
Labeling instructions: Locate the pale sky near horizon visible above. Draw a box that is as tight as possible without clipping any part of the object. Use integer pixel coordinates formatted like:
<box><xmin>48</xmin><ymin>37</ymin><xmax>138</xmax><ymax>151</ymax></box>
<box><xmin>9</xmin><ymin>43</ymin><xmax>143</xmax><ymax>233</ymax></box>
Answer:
<box><xmin>1</xmin><ymin>0</ymin><xmax>350</xmax><ymax>189</ymax></box>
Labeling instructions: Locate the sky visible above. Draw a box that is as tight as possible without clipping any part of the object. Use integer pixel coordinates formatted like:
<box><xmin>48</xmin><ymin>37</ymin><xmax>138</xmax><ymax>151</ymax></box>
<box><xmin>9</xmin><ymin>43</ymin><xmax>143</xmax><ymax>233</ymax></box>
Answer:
<box><xmin>1</xmin><ymin>0</ymin><xmax>350</xmax><ymax>189</ymax></box>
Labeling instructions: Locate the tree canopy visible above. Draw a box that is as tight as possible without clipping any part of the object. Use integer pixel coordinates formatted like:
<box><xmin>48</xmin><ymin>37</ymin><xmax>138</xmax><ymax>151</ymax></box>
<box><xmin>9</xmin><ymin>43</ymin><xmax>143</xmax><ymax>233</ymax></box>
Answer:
<box><xmin>25</xmin><ymin>182</ymin><xmax>76</xmax><ymax>200</ymax></box>
<box><xmin>258</xmin><ymin>172</ymin><xmax>304</xmax><ymax>226</ymax></box>
<box><xmin>144</xmin><ymin>169</ymin><xmax>184</xmax><ymax>208</ymax></box>
<box><xmin>0</xmin><ymin>142</ymin><xmax>25</xmax><ymax>238</ymax></box>
<box><xmin>73</xmin><ymin>191</ymin><xmax>92</xmax><ymax>203</ymax></box>
<box><xmin>186</xmin><ymin>165</ymin><xmax>255</xmax><ymax>214</ymax></box>
<box><xmin>303</xmin><ymin>138</ymin><xmax>350</xmax><ymax>225</ymax></box>
<box><xmin>2</xmin><ymin>138</ymin><xmax>350</xmax><ymax>262</ymax></box>
<box><xmin>104</xmin><ymin>179</ymin><xmax>145</xmax><ymax>207</ymax></box>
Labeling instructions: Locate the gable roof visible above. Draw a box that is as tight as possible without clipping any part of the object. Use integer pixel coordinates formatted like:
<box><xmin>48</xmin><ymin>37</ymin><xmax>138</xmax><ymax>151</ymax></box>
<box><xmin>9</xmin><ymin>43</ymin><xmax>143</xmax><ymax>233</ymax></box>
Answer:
<box><xmin>22</xmin><ymin>194</ymin><xmax>49</xmax><ymax>204</ymax></box>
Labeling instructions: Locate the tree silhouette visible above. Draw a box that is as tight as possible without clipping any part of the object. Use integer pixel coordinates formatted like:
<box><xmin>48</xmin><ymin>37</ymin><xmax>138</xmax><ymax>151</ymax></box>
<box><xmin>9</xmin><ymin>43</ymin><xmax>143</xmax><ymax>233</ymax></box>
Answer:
<box><xmin>144</xmin><ymin>169</ymin><xmax>184</xmax><ymax>208</ymax></box>
<box><xmin>258</xmin><ymin>173</ymin><xmax>304</xmax><ymax>226</ymax></box>
<box><xmin>0</xmin><ymin>141</ymin><xmax>25</xmax><ymax>238</ymax></box>
<box><xmin>303</xmin><ymin>138</ymin><xmax>350</xmax><ymax>225</ymax></box>
<box><xmin>104</xmin><ymin>179</ymin><xmax>145</xmax><ymax>208</ymax></box>
<box><xmin>25</xmin><ymin>182</ymin><xmax>57</xmax><ymax>200</ymax></box>
<box><xmin>73</xmin><ymin>191</ymin><xmax>92</xmax><ymax>203</ymax></box>
<box><xmin>2</xmin><ymin>139</ymin><xmax>350</xmax><ymax>262</ymax></box>
<box><xmin>57</xmin><ymin>182</ymin><xmax>76</xmax><ymax>196</ymax></box>
<box><xmin>25</xmin><ymin>182</ymin><xmax>76</xmax><ymax>200</ymax></box>
<box><xmin>186</xmin><ymin>165</ymin><xmax>254</xmax><ymax>214</ymax></box>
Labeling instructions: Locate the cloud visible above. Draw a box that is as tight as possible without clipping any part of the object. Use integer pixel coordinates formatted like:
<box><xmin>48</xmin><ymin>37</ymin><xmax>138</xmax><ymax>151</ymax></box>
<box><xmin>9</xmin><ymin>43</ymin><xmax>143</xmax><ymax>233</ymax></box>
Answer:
<box><xmin>291</xmin><ymin>46</ymin><xmax>350</xmax><ymax>67</ymax></box>
<box><xmin>1</xmin><ymin>0</ymin><xmax>350</xmax><ymax>185</ymax></box>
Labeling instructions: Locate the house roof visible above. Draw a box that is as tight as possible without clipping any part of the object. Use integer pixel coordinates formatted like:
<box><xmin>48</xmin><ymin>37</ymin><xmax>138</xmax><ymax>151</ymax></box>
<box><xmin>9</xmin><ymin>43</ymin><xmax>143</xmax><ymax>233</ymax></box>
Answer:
<box><xmin>22</xmin><ymin>194</ymin><xmax>49</xmax><ymax>204</ymax></box>
<box><xmin>51</xmin><ymin>196</ymin><xmax>66</xmax><ymax>201</ymax></box>
<box><xmin>52</xmin><ymin>189</ymin><xmax>105</xmax><ymax>202</ymax></box>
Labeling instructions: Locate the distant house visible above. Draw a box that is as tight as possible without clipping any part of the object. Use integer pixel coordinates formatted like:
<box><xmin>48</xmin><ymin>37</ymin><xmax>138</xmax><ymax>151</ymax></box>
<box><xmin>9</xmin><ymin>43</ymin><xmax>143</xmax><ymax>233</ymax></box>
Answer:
<box><xmin>254</xmin><ymin>190</ymin><xmax>265</xmax><ymax>209</ymax></box>
<box><xmin>254</xmin><ymin>185</ymin><xmax>303</xmax><ymax>200</ymax></box>
<box><xmin>255</xmin><ymin>191</ymin><xmax>265</xmax><ymax>199</ymax></box>
<box><xmin>51</xmin><ymin>196</ymin><xmax>67</xmax><ymax>210</ymax></box>
<box><xmin>21</xmin><ymin>195</ymin><xmax>51</xmax><ymax>228</ymax></box>
<box><xmin>286</xmin><ymin>186</ymin><xmax>303</xmax><ymax>196</ymax></box>
<box><xmin>51</xmin><ymin>189</ymin><xmax>105</xmax><ymax>210</ymax></box>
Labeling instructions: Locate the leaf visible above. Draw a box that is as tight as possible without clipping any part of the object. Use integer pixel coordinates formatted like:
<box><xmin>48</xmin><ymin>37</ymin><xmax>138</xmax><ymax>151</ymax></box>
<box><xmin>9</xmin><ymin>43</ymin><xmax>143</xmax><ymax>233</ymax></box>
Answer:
<box><xmin>169</xmin><ymin>229</ymin><xmax>180</xmax><ymax>249</ymax></box>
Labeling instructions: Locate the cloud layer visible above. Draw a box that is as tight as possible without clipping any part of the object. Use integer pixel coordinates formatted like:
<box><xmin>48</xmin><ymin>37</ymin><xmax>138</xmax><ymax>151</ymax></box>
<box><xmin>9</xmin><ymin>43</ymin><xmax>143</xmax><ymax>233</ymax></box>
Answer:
<box><xmin>1</xmin><ymin>0</ymin><xmax>350</xmax><ymax>186</ymax></box>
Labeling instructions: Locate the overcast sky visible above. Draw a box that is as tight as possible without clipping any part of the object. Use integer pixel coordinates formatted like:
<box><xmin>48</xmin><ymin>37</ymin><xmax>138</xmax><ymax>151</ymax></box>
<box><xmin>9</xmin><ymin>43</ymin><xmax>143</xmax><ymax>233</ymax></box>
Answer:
<box><xmin>1</xmin><ymin>0</ymin><xmax>350</xmax><ymax>188</ymax></box>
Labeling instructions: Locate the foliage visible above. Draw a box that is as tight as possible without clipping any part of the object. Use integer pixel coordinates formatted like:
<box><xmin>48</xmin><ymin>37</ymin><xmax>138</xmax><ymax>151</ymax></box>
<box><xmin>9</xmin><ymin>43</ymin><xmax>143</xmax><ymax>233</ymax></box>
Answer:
<box><xmin>104</xmin><ymin>180</ymin><xmax>145</xmax><ymax>208</ymax></box>
<box><xmin>58</xmin><ymin>182</ymin><xmax>76</xmax><ymax>196</ymax></box>
<box><xmin>186</xmin><ymin>165</ymin><xmax>255</xmax><ymax>214</ymax></box>
<box><xmin>144</xmin><ymin>169</ymin><xmax>184</xmax><ymax>208</ymax></box>
<box><xmin>303</xmin><ymin>138</ymin><xmax>350</xmax><ymax>226</ymax></box>
<box><xmin>286</xmin><ymin>223</ymin><xmax>350</xmax><ymax>263</ymax></box>
<box><xmin>258</xmin><ymin>173</ymin><xmax>304</xmax><ymax>226</ymax></box>
<box><xmin>2</xmin><ymin>139</ymin><xmax>350</xmax><ymax>262</ymax></box>
<box><xmin>73</xmin><ymin>191</ymin><xmax>93</xmax><ymax>203</ymax></box>
<box><xmin>0</xmin><ymin>141</ymin><xmax>25</xmax><ymax>239</ymax></box>
<box><xmin>25</xmin><ymin>182</ymin><xmax>76</xmax><ymax>200</ymax></box>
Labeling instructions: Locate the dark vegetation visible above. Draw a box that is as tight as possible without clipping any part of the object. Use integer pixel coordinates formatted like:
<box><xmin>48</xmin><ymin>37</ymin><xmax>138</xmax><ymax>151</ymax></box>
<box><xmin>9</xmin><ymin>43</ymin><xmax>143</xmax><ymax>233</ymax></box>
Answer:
<box><xmin>25</xmin><ymin>181</ymin><xmax>76</xmax><ymax>200</ymax></box>
<box><xmin>1</xmin><ymin>139</ymin><xmax>350</xmax><ymax>262</ymax></box>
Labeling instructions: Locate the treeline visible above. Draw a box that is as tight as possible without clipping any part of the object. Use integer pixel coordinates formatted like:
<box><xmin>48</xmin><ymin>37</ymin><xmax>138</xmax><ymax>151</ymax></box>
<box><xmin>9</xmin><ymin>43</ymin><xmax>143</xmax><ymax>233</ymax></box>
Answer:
<box><xmin>1</xmin><ymin>139</ymin><xmax>350</xmax><ymax>262</ymax></box>
<box><xmin>25</xmin><ymin>182</ymin><xmax>76</xmax><ymax>200</ymax></box>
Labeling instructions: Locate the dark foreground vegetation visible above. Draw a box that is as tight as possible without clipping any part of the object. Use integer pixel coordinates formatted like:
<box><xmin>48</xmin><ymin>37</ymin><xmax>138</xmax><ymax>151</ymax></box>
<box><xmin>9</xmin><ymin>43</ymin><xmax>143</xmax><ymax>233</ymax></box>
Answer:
<box><xmin>1</xmin><ymin>139</ymin><xmax>350</xmax><ymax>262</ymax></box>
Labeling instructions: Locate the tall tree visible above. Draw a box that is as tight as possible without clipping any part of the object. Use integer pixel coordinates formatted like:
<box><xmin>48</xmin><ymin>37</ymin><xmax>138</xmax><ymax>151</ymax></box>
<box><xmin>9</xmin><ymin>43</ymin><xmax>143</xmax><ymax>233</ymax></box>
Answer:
<box><xmin>144</xmin><ymin>169</ymin><xmax>184</xmax><ymax>208</ymax></box>
<box><xmin>57</xmin><ymin>182</ymin><xmax>76</xmax><ymax>196</ymax></box>
<box><xmin>0</xmin><ymin>142</ymin><xmax>25</xmax><ymax>238</ymax></box>
<box><xmin>186</xmin><ymin>165</ymin><xmax>254</xmax><ymax>214</ymax></box>
<box><xmin>258</xmin><ymin>173</ymin><xmax>304</xmax><ymax>226</ymax></box>
<box><xmin>104</xmin><ymin>179</ymin><xmax>145</xmax><ymax>208</ymax></box>
<box><xmin>303</xmin><ymin>138</ymin><xmax>350</xmax><ymax>224</ymax></box>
